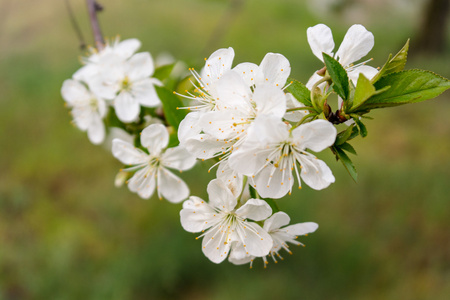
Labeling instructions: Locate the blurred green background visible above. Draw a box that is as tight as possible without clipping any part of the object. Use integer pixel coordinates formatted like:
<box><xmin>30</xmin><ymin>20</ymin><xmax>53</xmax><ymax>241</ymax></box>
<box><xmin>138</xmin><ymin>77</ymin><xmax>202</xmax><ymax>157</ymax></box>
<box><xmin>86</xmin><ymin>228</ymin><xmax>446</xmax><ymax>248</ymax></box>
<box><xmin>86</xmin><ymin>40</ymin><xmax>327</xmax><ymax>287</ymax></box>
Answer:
<box><xmin>0</xmin><ymin>0</ymin><xmax>449</xmax><ymax>299</ymax></box>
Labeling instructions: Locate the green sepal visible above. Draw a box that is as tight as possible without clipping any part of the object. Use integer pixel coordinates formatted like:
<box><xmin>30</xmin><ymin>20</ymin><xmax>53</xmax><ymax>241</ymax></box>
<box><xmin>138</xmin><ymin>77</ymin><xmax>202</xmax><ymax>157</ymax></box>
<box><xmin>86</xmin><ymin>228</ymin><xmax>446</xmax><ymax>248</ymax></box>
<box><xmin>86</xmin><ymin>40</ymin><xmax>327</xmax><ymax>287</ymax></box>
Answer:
<box><xmin>153</xmin><ymin>63</ymin><xmax>175</xmax><ymax>81</ymax></box>
<box><xmin>285</xmin><ymin>78</ymin><xmax>312</xmax><ymax>106</ymax></box>
<box><xmin>371</xmin><ymin>39</ymin><xmax>409</xmax><ymax>84</ymax></box>
<box><xmin>333</xmin><ymin>146</ymin><xmax>358</xmax><ymax>182</ymax></box>
<box><xmin>353</xmin><ymin>117</ymin><xmax>368</xmax><ymax>138</ymax></box>
<box><xmin>359</xmin><ymin>70</ymin><xmax>450</xmax><ymax>110</ymax></box>
<box><xmin>155</xmin><ymin>86</ymin><xmax>187</xmax><ymax>130</ymax></box>
<box><xmin>322</xmin><ymin>53</ymin><xmax>350</xmax><ymax>100</ymax></box>
<box><xmin>335</xmin><ymin>124</ymin><xmax>355</xmax><ymax>145</ymax></box>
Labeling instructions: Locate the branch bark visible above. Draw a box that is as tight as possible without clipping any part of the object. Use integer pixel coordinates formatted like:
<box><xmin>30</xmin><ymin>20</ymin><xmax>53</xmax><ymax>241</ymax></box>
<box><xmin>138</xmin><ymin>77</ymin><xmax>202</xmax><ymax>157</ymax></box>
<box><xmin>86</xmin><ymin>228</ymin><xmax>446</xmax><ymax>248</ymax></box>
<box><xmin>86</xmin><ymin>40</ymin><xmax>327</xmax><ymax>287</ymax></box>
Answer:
<box><xmin>86</xmin><ymin>0</ymin><xmax>105</xmax><ymax>50</ymax></box>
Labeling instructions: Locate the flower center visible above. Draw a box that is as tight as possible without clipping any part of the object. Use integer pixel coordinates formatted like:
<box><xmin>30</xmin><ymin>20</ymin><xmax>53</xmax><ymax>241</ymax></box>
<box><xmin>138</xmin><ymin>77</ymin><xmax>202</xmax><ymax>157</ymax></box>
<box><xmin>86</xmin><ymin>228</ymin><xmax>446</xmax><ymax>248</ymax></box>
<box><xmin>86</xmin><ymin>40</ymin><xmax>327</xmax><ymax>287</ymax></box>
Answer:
<box><xmin>121</xmin><ymin>76</ymin><xmax>132</xmax><ymax>91</ymax></box>
<box><xmin>148</xmin><ymin>155</ymin><xmax>161</xmax><ymax>168</ymax></box>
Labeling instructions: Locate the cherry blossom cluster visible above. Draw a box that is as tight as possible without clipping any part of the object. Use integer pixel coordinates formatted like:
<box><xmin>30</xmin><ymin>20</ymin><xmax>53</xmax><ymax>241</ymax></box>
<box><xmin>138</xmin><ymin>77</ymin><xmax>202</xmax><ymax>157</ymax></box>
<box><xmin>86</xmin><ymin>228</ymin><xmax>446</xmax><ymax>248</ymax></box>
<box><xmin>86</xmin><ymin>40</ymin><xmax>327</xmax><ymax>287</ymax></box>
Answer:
<box><xmin>61</xmin><ymin>38</ymin><xmax>163</xmax><ymax>144</ymax></box>
<box><xmin>61</xmin><ymin>23</ymin><xmax>449</xmax><ymax>267</ymax></box>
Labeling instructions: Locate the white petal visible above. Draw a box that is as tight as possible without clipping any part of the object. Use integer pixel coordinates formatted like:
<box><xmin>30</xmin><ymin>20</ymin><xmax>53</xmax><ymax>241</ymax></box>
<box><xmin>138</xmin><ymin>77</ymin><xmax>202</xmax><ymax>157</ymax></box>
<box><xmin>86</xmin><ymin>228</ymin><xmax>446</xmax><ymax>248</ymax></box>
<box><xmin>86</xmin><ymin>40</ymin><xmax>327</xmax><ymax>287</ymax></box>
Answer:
<box><xmin>112</xmin><ymin>139</ymin><xmax>148</xmax><ymax>165</ymax></box>
<box><xmin>259</xmin><ymin>53</ymin><xmax>291</xmax><ymax>87</ymax></box>
<box><xmin>347</xmin><ymin>65</ymin><xmax>379</xmax><ymax>84</ymax></box>
<box><xmin>200</xmin><ymin>47</ymin><xmax>235</xmax><ymax>90</ymax></box>
<box><xmin>246</xmin><ymin>114</ymin><xmax>290</xmax><ymax>145</ymax></box>
<box><xmin>183</xmin><ymin>133</ymin><xmax>228</xmax><ymax>159</ymax></box>
<box><xmin>114</xmin><ymin>38</ymin><xmax>141</xmax><ymax>58</ymax></box>
<box><xmin>207</xmin><ymin>179</ymin><xmax>237</xmax><ymax>212</ymax></box>
<box><xmin>281</xmin><ymin>222</ymin><xmax>318</xmax><ymax>236</ymax></box>
<box><xmin>253</xmin><ymin>84</ymin><xmax>287</xmax><ymax>118</ymax></box>
<box><xmin>292</xmin><ymin>119</ymin><xmax>336</xmax><ymax>152</ymax></box>
<box><xmin>131</xmin><ymin>78</ymin><xmax>162</xmax><ymax>107</ymax></box>
<box><xmin>215</xmin><ymin>71</ymin><xmax>252</xmax><ymax>110</ymax></box>
<box><xmin>201</xmin><ymin>224</ymin><xmax>232</xmax><ymax>264</ymax></box>
<box><xmin>263</xmin><ymin>211</ymin><xmax>290</xmax><ymax>232</ymax></box>
<box><xmin>199</xmin><ymin>110</ymin><xmax>244</xmax><ymax>140</ymax></box>
<box><xmin>61</xmin><ymin>79</ymin><xmax>90</xmax><ymax>105</ymax></box>
<box><xmin>128</xmin><ymin>166</ymin><xmax>156</xmax><ymax>199</ymax></box>
<box><xmin>228</xmin><ymin>145</ymin><xmax>271</xmax><ymax>176</ymax></box>
<box><xmin>126</xmin><ymin>52</ymin><xmax>154</xmax><ymax>80</ymax></box>
<box><xmin>140</xmin><ymin>123</ymin><xmax>169</xmax><ymax>155</ymax></box>
<box><xmin>157</xmin><ymin>168</ymin><xmax>190</xmax><ymax>203</ymax></box>
<box><xmin>299</xmin><ymin>157</ymin><xmax>335</xmax><ymax>190</ymax></box>
<box><xmin>239</xmin><ymin>222</ymin><xmax>273</xmax><ymax>257</ymax></box>
<box><xmin>235</xmin><ymin>199</ymin><xmax>272</xmax><ymax>221</ymax></box>
<box><xmin>71</xmin><ymin>107</ymin><xmax>92</xmax><ymax>130</ymax></box>
<box><xmin>228</xmin><ymin>242</ymin><xmax>253</xmax><ymax>265</ymax></box>
<box><xmin>216</xmin><ymin>162</ymin><xmax>243</xmax><ymax>198</ymax></box>
<box><xmin>232</xmin><ymin>63</ymin><xmax>264</xmax><ymax>87</ymax></box>
<box><xmin>306</xmin><ymin>72</ymin><xmax>325</xmax><ymax>90</ymax></box>
<box><xmin>180</xmin><ymin>197</ymin><xmax>218</xmax><ymax>233</ymax></box>
<box><xmin>254</xmin><ymin>165</ymin><xmax>293</xmax><ymax>199</ymax></box>
<box><xmin>97</xmin><ymin>97</ymin><xmax>108</xmax><ymax>118</ymax></box>
<box><xmin>73</xmin><ymin>64</ymin><xmax>98</xmax><ymax>83</ymax></box>
<box><xmin>178</xmin><ymin>112</ymin><xmax>203</xmax><ymax>144</ymax></box>
<box><xmin>87</xmin><ymin>114</ymin><xmax>105</xmax><ymax>145</ymax></box>
<box><xmin>335</xmin><ymin>24</ymin><xmax>374</xmax><ymax>67</ymax></box>
<box><xmin>162</xmin><ymin>146</ymin><xmax>196</xmax><ymax>171</ymax></box>
<box><xmin>307</xmin><ymin>24</ymin><xmax>335</xmax><ymax>62</ymax></box>
<box><xmin>114</xmin><ymin>91</ymin><xmax>140</xmax><ymax>123</ymax></box>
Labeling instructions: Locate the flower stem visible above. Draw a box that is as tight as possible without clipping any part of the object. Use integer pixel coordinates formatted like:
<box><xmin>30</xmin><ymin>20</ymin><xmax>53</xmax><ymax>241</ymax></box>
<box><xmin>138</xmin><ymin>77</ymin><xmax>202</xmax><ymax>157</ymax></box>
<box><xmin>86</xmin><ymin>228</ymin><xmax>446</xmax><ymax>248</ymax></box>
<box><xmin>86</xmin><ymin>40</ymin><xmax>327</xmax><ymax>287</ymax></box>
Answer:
<box><xmin>285</xmin><ymin>106</ymin><xmax>315</xmax><ymax>113</ymax></box>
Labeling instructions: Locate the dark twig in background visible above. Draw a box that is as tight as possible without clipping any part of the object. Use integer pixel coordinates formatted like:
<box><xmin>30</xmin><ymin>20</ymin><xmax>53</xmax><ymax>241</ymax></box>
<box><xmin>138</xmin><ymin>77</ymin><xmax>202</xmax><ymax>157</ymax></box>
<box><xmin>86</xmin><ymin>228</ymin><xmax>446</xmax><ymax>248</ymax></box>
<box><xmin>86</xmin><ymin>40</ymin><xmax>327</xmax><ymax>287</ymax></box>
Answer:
<box><xmin>65</xmin><ymin>0</ymin><xmax>87</xmax><ymax>50</ymax></box>
<box><xmin>86</xmin><ymin>0</ymin><xmax>105</xmax><ymax>50</ymax></box>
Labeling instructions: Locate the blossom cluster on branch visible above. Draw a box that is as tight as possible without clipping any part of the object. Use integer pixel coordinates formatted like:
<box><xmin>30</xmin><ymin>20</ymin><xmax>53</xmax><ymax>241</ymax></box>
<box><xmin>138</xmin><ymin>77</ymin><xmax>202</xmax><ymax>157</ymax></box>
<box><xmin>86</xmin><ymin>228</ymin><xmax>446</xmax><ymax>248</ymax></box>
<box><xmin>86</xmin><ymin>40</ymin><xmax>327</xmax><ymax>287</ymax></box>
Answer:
<box><xmin>61</xmin><ymin>24</ymin><xmax>449</xmax><ymax>267</ymax></box>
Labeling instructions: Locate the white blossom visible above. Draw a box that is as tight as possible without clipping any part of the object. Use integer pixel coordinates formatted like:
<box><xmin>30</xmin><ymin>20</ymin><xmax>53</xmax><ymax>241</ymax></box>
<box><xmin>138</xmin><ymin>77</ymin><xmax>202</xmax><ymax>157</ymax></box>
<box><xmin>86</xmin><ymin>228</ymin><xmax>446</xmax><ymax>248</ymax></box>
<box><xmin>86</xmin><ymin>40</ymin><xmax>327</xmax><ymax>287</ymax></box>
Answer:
<box><xmin>61</xmin><ymin>79</ymin><xmax>107</xmax><ymax>145</ymax></box>
<box><xmin>88</xmin><ymin>52</ymin><xmax>163</xmax><ymax>123</ymax></box>
<box><xmin>228</xmin><ymin>115</ymin><xmax>336</xmax><ymax>198</ymax></box>
<box><xmin>180</xmin><ymin>179</ymin><xmax>273</xmax><ymax>264</ymax></box>
<box><xmin>229</xmin><ymin>211</ymin><xmax>318</xmax><ymax>267</ymax></box>
<box><xmin>112</xmin><ymin>124</ymin><xmax>196</xmax><ymax>202</ymax></box>
<box><xmin>306</xmin><ymin>24</ymin><xmax>378</xmax><ymax>89</ymax></box>
<box><xmin>73</xmin><ymin>37</ymin><xmax>142</xmax><ymax>83</ymax></box>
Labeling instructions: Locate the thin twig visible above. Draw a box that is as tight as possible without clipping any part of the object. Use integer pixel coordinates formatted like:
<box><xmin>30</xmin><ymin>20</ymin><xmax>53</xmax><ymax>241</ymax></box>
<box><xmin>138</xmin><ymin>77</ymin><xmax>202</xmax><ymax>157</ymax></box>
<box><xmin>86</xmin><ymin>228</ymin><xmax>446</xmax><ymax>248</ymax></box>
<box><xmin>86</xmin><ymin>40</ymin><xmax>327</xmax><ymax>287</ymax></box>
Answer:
<box><xmin>86</xmin><ymin>0</ymin><xmax>105</xmax><ymax>50</ymax></box>
<box><xmin>65</xmin><ymin>0</ymin><xmax>87</xmax><ymax>50</ymax></box>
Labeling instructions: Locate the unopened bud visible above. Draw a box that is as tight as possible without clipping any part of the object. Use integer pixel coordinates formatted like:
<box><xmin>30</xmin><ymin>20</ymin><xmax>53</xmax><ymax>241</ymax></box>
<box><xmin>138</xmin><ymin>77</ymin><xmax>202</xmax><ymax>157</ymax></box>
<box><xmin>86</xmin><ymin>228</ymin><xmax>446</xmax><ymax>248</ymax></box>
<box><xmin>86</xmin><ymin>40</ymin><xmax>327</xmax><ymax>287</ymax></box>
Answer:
<box><xmin>115</xmin><ymin>171</ymin><xmax>129</xmax><ymax>187</ymax></box>
<box><xmin>316</xmin><ymin>66</ymin><xmax>327</xmax><ymax>76</ymax></box>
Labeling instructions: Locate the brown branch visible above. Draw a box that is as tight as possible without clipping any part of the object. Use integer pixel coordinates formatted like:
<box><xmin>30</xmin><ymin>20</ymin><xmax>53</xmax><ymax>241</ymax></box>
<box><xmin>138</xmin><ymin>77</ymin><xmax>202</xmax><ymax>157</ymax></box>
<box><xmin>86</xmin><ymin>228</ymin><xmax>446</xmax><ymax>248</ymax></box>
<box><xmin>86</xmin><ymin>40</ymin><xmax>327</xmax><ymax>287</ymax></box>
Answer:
<box><xmin>86</xmin><ymin>0</ymin><xmax>105</xmax><ymax>50</ymax></box>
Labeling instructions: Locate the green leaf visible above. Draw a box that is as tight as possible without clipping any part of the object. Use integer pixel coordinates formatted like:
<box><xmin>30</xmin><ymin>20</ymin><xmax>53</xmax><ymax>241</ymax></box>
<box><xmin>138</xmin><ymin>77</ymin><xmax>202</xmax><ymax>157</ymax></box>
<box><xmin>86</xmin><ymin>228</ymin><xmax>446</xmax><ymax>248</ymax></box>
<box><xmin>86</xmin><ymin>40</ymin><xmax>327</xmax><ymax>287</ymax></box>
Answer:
<box><xmin>285</xmin><ymin>78</ymin><xmax>312</xmax><ymax>106</ymax></box>
<box><xmin>353</xmin><ymin>117</ymin><xmax>368</xmax><ymax>138</ymax></box>
<box><xmin>322</xmin><ymin>53</ymin><xmax>350</xmax><ymax>100</ymax></box>
<box><xmin>168</xmin><ymin>132</ymin><xmax>180</xmax><ymax>148</ymax></box>
<box><xmin>153</xmin><ymin>63</ymin><xmax>175</xmax><ymax>81</ymax></box>
<box><xmin>349</xmin><ymin>73</ymin><xmax>376</xmax><ymax>112</ymax></box>
<box><xmin>335</xmin><ymin>124</ymin><xmax>355</xmax><ymax>145</ymax></box>
<box><xmin>155</xmin><ymin>86</ymin><xmax>187</xmax><ymax>130</ymax></box>
<box><xmin>264</xmin><ymin>198</ymin><xmax>280</xmax><ymax>213</ymax></box>
<box><xmin>249</xmin><ymin>185</ymin><xmax>258</xmax><ymax>199</ymax></box>
<box><xmin>348</xmin><ymin>124</ymin><xmax>360</xmax><ymax>140</ymax></box>
<box><xmin>334</xmin><ymin>146</ymin><xmax>358</xmax><ymax>182</ymax></box>
<box><xmin>360</xmin><ymin>69</ymin><xmax>450</xmax><ymax>110</ymax></box>
<box><xmin>371</xmin><ymin>39</ymin><xmax>409</xmax><ymax>83</ymax></box>
<box><xmin>339</xmin><ymin>142</ymin><xmax>357</xmax><ymax>155</ymax></box>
